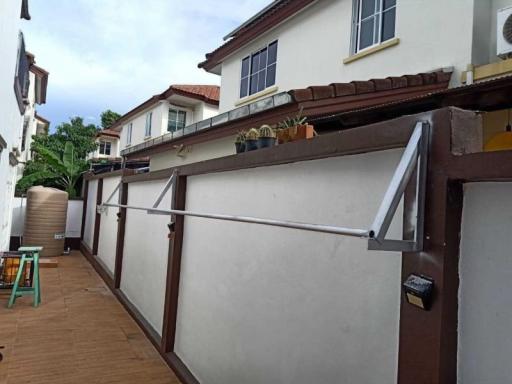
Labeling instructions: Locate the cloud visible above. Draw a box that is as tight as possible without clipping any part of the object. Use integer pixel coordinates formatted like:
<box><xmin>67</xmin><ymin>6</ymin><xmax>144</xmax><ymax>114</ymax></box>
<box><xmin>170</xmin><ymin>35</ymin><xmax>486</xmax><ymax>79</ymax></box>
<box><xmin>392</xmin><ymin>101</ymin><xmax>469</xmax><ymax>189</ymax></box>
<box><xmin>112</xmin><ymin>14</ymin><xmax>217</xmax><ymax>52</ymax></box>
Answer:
<box><xmin>23</xmin><ymin>0</ymin><xmax>270</xmax><ymax>129</ymax></box>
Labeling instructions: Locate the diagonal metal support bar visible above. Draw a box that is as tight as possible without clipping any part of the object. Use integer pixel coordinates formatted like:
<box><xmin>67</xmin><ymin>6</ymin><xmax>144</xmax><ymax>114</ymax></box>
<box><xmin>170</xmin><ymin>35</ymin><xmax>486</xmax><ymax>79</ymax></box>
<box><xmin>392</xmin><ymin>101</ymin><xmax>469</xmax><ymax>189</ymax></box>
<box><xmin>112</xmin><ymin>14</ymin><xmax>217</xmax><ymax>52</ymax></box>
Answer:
<box><xmin>97</xmin><ymin>181</ymin><xmax>122</xmax><ymax>214</ymax></box>
<box><xmin>368</xmin><ymin>121</ymin><xmax>429</xmax><ymax>252</ymax></box>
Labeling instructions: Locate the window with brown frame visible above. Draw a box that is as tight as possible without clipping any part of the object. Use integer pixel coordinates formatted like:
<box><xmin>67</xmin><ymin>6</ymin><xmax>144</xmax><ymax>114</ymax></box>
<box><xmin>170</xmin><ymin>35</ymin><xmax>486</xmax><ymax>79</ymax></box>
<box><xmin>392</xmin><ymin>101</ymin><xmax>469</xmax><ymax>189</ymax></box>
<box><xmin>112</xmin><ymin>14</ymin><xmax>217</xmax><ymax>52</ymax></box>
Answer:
<box><xmin>14</xmin><ymin>32</ymin><xmax>30</xmax><ymax>114</ymax></box>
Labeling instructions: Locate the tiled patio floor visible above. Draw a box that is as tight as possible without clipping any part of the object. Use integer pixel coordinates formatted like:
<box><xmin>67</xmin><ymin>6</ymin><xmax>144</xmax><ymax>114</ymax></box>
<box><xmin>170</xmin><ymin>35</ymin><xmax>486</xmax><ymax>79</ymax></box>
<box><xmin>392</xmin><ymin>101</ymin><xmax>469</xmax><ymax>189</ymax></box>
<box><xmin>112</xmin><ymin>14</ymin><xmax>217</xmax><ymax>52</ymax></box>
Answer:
<box><xmin>0</xmin><ymin>251</ymin><xmax>181</xmax><ymax>384</ymax></box>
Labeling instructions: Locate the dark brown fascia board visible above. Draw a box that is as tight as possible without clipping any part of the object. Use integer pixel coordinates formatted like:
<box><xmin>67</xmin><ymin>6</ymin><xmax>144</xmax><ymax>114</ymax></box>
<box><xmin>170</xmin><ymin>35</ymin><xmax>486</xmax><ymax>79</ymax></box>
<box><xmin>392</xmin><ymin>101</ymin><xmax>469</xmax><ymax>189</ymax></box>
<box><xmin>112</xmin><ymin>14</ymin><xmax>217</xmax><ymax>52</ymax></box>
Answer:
<box><xmin>199</xmin><ymin>0</ymin><xmax>316</xmax><ymax>72</ymax></box>
<box><xmin>0</xmin><ymin>133</ymin><xmax>7</xmax><ymax>149</ymax></box>
<box><xmin>34</xmin><ymin>113</ymin><xmax>50</xmax><ymax>125</ymax></box>
<box><xmin>123</xmin><ymin>108</ymin><xmax>443</xmax><ymax>183</ymax></box>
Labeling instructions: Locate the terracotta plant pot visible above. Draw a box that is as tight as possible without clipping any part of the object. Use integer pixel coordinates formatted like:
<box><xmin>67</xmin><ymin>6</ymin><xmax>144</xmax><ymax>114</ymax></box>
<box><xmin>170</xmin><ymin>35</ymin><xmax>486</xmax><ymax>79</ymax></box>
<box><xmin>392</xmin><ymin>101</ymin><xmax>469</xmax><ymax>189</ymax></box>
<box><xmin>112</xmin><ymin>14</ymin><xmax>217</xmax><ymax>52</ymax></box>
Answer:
<box><xmin>290</xmin><ymin>124</ymin><xmax>315</xmax><ymax>141</ymax></box>
<box><xmin>277</xmin><ymin>124</ymin><xmax>315</xmax><ymax>144</ymax></box>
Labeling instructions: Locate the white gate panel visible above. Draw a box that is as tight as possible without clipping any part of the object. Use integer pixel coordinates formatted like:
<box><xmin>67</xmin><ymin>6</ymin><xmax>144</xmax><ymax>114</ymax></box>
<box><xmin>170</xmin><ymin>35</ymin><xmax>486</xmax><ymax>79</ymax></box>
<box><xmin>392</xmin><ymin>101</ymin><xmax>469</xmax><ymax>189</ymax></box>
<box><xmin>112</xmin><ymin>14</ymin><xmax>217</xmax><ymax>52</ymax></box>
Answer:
<box><xmin>97</xmin><ymin>176</ymin><xmax>121</xmax><ymax>275</ymax></box>
<box><xmin>83</xmin><ymin>179</ymin><xmax>98</xmax><ymax>250</ymax></box>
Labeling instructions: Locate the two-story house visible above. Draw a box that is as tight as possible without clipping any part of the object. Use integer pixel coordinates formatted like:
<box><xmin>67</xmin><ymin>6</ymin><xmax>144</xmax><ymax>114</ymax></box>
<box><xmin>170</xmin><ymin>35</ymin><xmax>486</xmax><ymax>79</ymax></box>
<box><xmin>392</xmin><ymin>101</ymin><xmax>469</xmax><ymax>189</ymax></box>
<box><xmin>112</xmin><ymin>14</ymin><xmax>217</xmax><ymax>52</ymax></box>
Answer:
<box><xmin>121</xmin><ymin>0</ymin><xmax>512</xmax><ymax>171</ymax></box>
<box><xmin>17</xmin><ymin>51</ymin><xmax>49</xmax><ymax>179</ymax></box>
<box><xmin>111</xmin><ymin>84</ymin><xmax>220</xmax><ymax>170</ymax></box>
<box><xmin>0</xmin><ymin>0</ymin><xmax>32</xmax><ymax>251</ymax></box>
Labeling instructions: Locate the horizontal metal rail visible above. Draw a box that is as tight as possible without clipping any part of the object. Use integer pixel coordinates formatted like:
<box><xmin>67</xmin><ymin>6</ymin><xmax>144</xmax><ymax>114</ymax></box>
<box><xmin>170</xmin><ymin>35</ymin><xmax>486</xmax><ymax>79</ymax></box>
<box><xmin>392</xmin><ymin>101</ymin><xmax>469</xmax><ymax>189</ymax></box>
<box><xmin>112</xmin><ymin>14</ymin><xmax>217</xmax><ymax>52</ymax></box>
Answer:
<box><xmin>100</xmin><ymin>121</ymin><xmax>428</xmax><ymax>250</ymax></box>
<box><xmin>101</xmin><ymin>202</ymin><xmax>370</xmax><ymax>238</ymax></box>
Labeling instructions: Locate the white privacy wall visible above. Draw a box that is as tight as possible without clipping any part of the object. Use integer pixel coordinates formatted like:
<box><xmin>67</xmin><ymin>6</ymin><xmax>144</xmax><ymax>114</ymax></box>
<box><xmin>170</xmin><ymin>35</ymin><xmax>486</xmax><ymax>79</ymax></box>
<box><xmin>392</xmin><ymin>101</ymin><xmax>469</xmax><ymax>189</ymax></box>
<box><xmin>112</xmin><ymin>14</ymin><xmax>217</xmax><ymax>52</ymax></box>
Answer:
<box><xmin>176</xmin><ymin>150</ymin><xmax>404</xmax><ymax>384</ymax></box>
<box><xmin>96</xmin><ymin>176</ymin><xmax>121</xmax><ymax>275</ymax></box>
<box><xmin>458</xmin><ymin>183</ymin><xmax>512</xmax><ymax>383</ymax></box>
<box><xmin>11</xmin><ymin>197</ymin><xmax>83</xmax><ymax>238</ymax></box>
<box><xmin>121</xmin><ymin>180</ymin><xmax>172</xmax><ymax>335</ymax></box>
<box><xmin>83</xmin><ymin>180</ymin><xmax>98</xmax><ymax>250</ymax></box>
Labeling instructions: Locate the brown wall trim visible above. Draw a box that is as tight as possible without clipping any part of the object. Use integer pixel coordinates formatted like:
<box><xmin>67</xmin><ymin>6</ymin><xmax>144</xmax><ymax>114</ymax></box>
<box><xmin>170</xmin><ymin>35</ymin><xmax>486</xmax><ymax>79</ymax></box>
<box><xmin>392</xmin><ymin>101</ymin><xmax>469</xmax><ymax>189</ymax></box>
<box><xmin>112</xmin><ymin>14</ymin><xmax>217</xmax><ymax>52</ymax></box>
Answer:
<box><xmin>161</xmin><ymin>175</ymin><xmax>187</xmax><ymax>353</ymax></box>
<box><xmin>80</xmin><ymin>241</ymin><xmax>114</xmax><ymax>290</ymax></box>
<box><xmin>124</xmin><ymin>110</ymin><xmax>431</xmax><ymax>183</ymax></box>
<box><xmin>81</xmin><ymin>180</ymin><xmax>89</xmax><ymax>240</ymax></box>
<box><xmin>84</xmin><ymin>168</ymin><xmax>135</xmax><ymax>181</ymax></box>
<box><xmin>114</xmin><ymin>183</ymin><xmax>128</xmax><ymax>288</ymax></box>
<box><xmin>164</xmin><ymin>352</ymin><xmax>200</xmax><ymax>384</ymax></box>
<box><xmin>92</xmin><ymin>179</ymin><xmax>103</xmax><ymax>255</ymax></box>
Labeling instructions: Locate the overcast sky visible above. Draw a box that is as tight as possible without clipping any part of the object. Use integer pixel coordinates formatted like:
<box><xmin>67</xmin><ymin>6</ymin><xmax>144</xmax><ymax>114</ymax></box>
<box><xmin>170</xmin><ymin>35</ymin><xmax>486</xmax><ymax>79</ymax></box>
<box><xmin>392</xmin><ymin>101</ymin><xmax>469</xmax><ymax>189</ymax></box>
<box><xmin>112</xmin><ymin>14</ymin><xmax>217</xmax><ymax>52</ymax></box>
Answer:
<box><xmin>24</xmin><ymin>0</ymin><xmax>270</xmax><ymax>130</ymax></box>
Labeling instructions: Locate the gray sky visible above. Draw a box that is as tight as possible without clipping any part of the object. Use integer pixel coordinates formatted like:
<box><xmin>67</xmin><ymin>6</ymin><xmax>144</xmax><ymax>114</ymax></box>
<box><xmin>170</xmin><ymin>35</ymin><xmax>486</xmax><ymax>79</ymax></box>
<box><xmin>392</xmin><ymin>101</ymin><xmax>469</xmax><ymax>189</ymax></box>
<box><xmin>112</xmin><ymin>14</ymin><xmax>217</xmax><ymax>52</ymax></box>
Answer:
<box><xmin>24</xmin><ymin>0</ymin><xmax>270</xmax><ymax>130</ymax></box>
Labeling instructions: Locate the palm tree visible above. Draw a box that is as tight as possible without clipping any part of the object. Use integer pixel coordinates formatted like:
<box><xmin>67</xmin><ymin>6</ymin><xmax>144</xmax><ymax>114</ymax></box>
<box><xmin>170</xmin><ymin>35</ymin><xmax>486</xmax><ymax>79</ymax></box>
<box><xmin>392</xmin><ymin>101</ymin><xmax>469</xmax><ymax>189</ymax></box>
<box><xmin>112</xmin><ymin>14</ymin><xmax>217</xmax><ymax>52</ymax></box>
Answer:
<box><xmin>18</xmin><ymin>141</ymin><xmax>86</xmax><ymax>198</ymax></box>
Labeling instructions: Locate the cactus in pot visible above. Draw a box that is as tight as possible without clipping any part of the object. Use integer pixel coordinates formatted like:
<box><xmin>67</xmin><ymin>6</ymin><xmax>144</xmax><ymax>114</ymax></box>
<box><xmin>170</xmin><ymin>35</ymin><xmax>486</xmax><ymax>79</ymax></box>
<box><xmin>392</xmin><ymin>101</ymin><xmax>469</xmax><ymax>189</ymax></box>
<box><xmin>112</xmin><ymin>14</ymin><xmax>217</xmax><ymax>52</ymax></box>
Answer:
<box><xmin>245</xmin><ymin>128</ymin><xmax>259</xmax><ymax>151</ymax></box>
<box><xmin>258</xmin><ymin>124</ymin><xmax>276</xmax><ymax>149</ymax></box>
<box><xmin>234</xmin><ymin>130</ymin><xmax>247</xmax><ymax>154</ymax></box>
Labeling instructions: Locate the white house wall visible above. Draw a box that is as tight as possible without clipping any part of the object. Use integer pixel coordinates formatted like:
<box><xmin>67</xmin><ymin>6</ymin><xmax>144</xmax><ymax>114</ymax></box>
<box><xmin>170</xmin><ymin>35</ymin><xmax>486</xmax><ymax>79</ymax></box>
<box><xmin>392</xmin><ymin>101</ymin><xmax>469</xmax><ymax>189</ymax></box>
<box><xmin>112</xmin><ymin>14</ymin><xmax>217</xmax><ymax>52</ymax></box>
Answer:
<box><xmin>218</xmin><ymin>0</ymin><xmax>475</xmax><ymax>112</ymax></box>
<box><xmin>149</xmin><ymin>135</ymin><xmax>236</xmax><ymax>171</ymax></box>
<box><xmin>96</xmin><ymin>176</ymin><xmax>121</xmax><ymax>275</ymax></box>
<box><xmin>0</xmin><ymin>0</ymin><xmax>25</xmax><ymax>250</ymax></box>
<box><xmin>175</xmin><ymin>150</ymin><xmax>404</xmax><ymax>384</ymax></box>
<box><xmin>83</xmin><ymin>180</ymin><xmax>98</xmax><ymax>250</ymax></box>
<box><xmin>120</xmin><ymin>179</ymin><xmax>172</xmax><ymax>336</ymax></box>
<box><xmin>457</xmin><ymin>182</ymin><xmax>512</xmax><ymax>383</ymax></box>
<box><xmin>11</xmin><ymin>197</ymin><xmax>83</xmax><ymax>238</ymax></box>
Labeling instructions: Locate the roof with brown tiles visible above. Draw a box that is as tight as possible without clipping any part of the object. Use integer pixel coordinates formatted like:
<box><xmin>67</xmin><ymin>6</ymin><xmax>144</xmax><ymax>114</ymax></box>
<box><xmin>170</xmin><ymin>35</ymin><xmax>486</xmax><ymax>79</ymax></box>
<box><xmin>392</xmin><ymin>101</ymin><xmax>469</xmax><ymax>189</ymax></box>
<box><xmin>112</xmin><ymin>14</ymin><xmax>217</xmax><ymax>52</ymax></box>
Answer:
<box><xmin>199</xmin><ymin>0</ymin><xmax>315</xmax><ymax>72</ymax></box>
<box><xmin>289</xmin><ymin>70</ymin><xmax>452</xmax><ymax>103</ymax></box>
<box><xmin>97</xmin><ymin>129</ymin><xmax>120</xmax><ymax>138</ymax></box>
<box><xmin>109</xmin><ymin>84</ymin><xmax>220</xmax><ymax>131</ymax></box>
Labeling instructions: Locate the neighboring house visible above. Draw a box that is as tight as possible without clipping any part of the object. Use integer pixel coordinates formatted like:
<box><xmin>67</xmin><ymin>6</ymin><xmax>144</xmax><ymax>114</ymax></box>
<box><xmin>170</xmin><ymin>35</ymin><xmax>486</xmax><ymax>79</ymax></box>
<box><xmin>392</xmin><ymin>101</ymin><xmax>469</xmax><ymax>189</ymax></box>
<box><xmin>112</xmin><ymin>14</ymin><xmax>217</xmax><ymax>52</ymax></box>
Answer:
<box><xmin>17</xmin><ymin>51</ymin><xmax>49</xmax><ymax>179</ymax></box>
<box><xmin>120</xmin><ymin>0</ymin><xmax>512</xmax><ymax>172</ymax></box>
<box><xmin>112</xmin><ymin>84</ymin><xmax>220</xmax><ymax>170</ymax></box>
<box><xmin>199</xmin><ymin>0</ymin><xmax>512</xmax><ymax>112</ymax></box>
<box><xmin>88</xmin><ymin>129</ymin><xmax>121</xmax><ymax>161</ymax></box>
<box><xmin>0</xmin><ymin>0</ymin><xmax>32</xmax><ymax>251</ymax></box>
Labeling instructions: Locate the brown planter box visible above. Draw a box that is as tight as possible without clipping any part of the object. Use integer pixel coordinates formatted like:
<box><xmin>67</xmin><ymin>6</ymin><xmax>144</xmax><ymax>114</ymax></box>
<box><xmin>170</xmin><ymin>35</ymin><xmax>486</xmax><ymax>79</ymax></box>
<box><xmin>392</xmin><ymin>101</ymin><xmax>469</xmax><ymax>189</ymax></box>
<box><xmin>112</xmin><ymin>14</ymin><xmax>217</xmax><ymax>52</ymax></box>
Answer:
<box><xmin>277</xmin><ymin>124</ymin><xmax>315</xmax><ymax>144</ymax></box>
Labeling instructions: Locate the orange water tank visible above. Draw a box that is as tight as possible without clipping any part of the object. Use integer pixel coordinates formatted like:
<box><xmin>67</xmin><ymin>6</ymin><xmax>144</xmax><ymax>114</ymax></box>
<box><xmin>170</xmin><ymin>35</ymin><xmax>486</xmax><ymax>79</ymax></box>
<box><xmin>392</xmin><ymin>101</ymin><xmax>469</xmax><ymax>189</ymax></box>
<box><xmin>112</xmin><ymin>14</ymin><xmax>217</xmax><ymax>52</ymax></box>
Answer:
<box><xmin>23</xmin><ymin>186</ymin><xmax>68</xmax><ymax>257</ymax></box>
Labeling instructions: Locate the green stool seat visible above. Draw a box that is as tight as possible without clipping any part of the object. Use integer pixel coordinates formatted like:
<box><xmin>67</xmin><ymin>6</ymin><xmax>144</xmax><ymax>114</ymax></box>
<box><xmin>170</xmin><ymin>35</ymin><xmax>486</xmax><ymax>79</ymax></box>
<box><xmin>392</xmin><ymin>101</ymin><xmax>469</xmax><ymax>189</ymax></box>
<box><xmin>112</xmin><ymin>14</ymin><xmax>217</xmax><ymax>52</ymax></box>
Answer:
<box><xmin>7</xmin><ymin>246</ymin><xmax>43</xmax><ymax>308</ymax></box>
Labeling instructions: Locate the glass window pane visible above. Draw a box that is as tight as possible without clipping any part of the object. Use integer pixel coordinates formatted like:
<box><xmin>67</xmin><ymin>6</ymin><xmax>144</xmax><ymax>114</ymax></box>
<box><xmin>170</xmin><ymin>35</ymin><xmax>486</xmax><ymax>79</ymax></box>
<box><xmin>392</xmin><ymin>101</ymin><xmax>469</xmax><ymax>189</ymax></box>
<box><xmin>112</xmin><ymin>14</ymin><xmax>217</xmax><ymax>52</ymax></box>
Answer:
<box><xmin>361</xmin><ymin>0</ymin><xmax>376</xmax><ymax>19</ymax></box>
<box><xmin>268</xmin><ymin>41</ymin><xmax>278</xmax><ymax>64</ymax></box>
<box><xmin>258</xmin><ymin>70</ymin><xmax>266</xmax><ymax>92</ymax></box>
<box><xmin>381</xmin><ymin>8</ymin><xmax>395</xmax><ymax>41</ymax></box>
<box><xmin>383</xmin><ymin>0</ymin><xmax>396</xmax><ymax>10</ymax></box>
<box><xmin>178</xmin><ymin>111</ymin><xmax>186</xmax><ymax>123</ymax></box>
<box><xmin>251</xmin><ymin>53</ymin><xmax>259</xmax><ymax>75</ymax></box>
<box><xmin>250</xmin><ymin>74</ymin><xmax>258</xmax><ymax>95</ymax></box>
<box><xmin>359</xmin><ymin>17</ymin><xmax>374</xmax><ymax>49</ymax></box>
<box><xmin>259</xmin><ymin>49</ymin><xmax>267</xmax><ymax>71</ymax></box>
<box><xmin>241</xmin><ymin>57</ymin><xmax>250</xmax><ymax>77</ymax></box>
<box><xmin>266</xmin><ymin>63</ymin><xmax>276</xmax><ymax>87</ymax></box>
<box><xmin>240</xmin><ymin>77</ymin><xmax>249</xmax><ymax>98</ymax></box>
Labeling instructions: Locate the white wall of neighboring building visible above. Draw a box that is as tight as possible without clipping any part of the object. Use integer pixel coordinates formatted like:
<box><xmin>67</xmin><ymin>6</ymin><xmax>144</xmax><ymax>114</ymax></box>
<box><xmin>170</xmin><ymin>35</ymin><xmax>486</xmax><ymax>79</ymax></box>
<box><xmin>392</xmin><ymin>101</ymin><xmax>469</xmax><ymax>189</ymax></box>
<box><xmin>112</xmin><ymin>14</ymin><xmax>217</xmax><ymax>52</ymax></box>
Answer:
<box><xmin>119</xmin><ymin>99</ymin><xmax>219</xmax><ymax>153</ymax></box>
<box><xmin>217</xmin><ymin>0</ymin><xmax>476</xmax><ymax>112</ymax></box>
<box><xmin>149</xmin><ymin>135</ymin><xmax>235</xmax><ymax>171</ymax></box>
<box><xmin>11</xmin><ymin>197</ymin><xmax>83</xmax><ymax>239</ymax></box>
<box><xmin>89</xmin><ymin>136</ymin><xmax>120</xmax><ymax>160</ymax></box>
<box><xmin>175</xmin><ymin>150</ymin><xmax>404</xmax><ymax>384</ymax></box>
<box><xmin>458</xmin><ymin>182</ymin><xmax>512</xmax><ymax>383</ymax></box>
<box><xmin>0</xmin><ymin>0</ymin><xmax>25</xmax><ymax>251</ymax></box>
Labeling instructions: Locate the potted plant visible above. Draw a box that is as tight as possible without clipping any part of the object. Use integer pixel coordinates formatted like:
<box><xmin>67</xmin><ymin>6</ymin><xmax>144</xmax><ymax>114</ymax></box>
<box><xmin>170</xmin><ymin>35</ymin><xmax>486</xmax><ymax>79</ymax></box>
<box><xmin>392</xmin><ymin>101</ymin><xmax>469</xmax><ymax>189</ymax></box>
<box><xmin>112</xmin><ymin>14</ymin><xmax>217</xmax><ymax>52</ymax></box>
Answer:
<box><xmin>234</xmin><ymin>130</ymin><xmax>246</xmax><ymax>154</ymax></box>
<box><xmin>277</xmin><ymin>107</ymin><xmax>315</xmax><ymax>144</ymax></box>
<box><xmin>258</xmin><ymin>124</ymin><xmax>276</xmax><ymax>149</ymax></box>
<box><xmin>245</xmin><ymin>128</ymin><xmax>259</xmax><ymax>151</ymax></box>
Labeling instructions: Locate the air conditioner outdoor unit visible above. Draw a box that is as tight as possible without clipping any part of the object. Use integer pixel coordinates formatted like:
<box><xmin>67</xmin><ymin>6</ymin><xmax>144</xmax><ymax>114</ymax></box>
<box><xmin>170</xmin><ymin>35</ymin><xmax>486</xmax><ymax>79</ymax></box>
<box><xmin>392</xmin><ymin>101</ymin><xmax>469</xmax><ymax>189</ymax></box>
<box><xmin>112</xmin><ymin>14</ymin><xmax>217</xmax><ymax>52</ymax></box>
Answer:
<box><xmin>497</xmin><ymin>6</ymin><xmax>512</xmax><ymax>58</ymax></box>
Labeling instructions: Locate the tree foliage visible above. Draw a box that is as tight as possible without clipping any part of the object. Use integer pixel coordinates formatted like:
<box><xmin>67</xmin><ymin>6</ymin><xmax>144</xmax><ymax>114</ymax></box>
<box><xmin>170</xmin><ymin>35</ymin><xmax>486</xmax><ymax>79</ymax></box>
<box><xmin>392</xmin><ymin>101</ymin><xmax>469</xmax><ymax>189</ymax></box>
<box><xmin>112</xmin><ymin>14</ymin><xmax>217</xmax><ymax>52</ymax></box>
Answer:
<box><xmin>17</xmin><ymin>142</ymin><xmax>86</xmax><ymax>198</ymax></box>
<box><xmin>100</xmin><ymin>109</ymin><xmax>121</xmax><ymax>129</ymax></box>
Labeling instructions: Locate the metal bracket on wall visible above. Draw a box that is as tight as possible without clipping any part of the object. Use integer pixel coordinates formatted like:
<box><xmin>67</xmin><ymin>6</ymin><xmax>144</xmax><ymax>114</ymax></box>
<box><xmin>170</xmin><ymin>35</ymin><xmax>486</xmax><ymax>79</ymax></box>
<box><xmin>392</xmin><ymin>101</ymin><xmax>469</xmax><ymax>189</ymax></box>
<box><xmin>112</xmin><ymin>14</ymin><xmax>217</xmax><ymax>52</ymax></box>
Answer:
<box><xmin>98</xmin><ymin>122</ymin><xmax>429</xmax><ymax>253</ymax></box>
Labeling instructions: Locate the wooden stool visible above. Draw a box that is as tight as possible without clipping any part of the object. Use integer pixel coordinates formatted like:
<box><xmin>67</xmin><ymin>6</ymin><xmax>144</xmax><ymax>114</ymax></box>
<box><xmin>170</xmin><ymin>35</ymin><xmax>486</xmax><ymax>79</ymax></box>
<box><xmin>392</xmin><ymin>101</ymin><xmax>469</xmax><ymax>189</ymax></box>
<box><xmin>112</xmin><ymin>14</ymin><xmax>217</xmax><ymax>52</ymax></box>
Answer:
<box><xmin>7</xmin><ymin>246</ymin><xmax>43</xmax><ymax>308</ymax></box>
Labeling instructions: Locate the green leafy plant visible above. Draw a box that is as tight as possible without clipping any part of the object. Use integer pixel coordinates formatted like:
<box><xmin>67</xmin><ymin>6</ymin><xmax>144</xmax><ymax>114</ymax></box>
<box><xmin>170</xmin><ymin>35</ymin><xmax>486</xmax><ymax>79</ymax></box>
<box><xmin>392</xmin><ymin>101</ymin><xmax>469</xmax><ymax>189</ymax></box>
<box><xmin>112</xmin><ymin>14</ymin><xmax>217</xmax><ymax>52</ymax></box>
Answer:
<box><xmin>17</xmin><ymin>142</ymin><xmax>87</xmax><ymax>198</ymax></box>
<box><xmin>246</xmin><ymin>128</ymin><xmax>259</xmax><ymax>140</ymax></box>
<box><xmin>278</xmin><ymin>107</ymin><xmax>307</xmax><ymax>129</ymax></box>
<box><xmin>258</xmin><ymin>124</ymin><xmax>276</xmax><ymax>138</ymax></box>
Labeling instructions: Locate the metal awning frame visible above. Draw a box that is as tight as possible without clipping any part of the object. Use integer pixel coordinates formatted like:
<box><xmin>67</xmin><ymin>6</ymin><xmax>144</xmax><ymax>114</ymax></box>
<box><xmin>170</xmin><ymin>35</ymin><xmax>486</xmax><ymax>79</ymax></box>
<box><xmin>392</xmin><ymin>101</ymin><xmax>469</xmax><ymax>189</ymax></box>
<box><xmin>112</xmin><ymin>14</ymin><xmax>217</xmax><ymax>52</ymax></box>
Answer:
<box><xmin>98</xmin><ymin>122</ymin><xmax>429</xmax><ymax>252</ymax></box>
